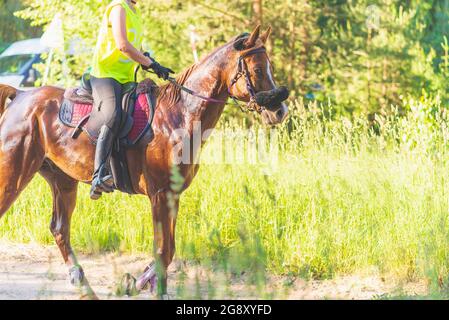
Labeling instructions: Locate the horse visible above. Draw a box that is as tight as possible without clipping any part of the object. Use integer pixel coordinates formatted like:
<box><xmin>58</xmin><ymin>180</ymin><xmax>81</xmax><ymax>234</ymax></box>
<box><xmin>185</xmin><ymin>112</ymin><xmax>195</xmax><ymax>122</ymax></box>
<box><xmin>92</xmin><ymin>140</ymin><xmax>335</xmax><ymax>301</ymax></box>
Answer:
<box><xmin>0</xmin><ymin>25</ymin><xmax>289</xmax><ymax>299</ymax></box>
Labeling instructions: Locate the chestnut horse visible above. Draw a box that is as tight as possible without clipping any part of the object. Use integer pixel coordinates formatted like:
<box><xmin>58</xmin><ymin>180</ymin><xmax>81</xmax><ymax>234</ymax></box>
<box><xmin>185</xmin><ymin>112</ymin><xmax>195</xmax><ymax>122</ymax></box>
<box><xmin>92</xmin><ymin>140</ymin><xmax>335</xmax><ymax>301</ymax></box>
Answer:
<box><xmin>0</xmin><ymin>26</ymin><xmax>288</xmax><ymax>299</ymax></box>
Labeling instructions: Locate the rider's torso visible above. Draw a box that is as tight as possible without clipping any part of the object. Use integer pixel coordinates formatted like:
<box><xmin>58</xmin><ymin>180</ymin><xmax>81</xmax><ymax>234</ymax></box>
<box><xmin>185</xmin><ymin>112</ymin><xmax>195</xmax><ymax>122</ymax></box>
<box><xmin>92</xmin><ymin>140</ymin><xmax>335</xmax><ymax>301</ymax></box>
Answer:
<box><xmin>91</xmin><ymin>0</ymin><xmax>143</xmax><ymax>84</ymax></box>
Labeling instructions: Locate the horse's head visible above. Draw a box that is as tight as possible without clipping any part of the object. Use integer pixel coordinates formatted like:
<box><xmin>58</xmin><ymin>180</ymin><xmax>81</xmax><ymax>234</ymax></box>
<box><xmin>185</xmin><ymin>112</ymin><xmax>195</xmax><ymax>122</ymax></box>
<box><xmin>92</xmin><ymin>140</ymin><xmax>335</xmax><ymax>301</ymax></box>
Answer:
<box><xmin>227</xmin><ymin>26</ymin><xmax>289</xmax><ymax>125</ymax></box>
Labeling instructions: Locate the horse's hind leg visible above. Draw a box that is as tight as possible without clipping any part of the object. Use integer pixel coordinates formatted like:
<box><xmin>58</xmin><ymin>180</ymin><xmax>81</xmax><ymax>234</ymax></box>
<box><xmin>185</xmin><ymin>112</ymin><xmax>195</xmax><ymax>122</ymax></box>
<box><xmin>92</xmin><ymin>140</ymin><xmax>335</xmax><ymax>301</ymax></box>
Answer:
<box><xmin>0</xmin><ymin>138</ymin><xmax>44</xmax><ymax>219</ymax></box>
<box><xmin>39</xmin><ymin>161</ymin><xmax>98</xmax><ymax>300</ymax></box>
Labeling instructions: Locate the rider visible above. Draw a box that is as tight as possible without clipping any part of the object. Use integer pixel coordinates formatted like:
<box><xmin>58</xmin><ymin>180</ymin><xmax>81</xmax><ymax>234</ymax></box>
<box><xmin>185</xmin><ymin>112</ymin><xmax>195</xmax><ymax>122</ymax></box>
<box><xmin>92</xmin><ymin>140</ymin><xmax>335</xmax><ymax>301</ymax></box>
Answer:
<box><xmin>89</xmin><ymin>0</ymin><xmax>173</xmax><ymax>200</ymax></box>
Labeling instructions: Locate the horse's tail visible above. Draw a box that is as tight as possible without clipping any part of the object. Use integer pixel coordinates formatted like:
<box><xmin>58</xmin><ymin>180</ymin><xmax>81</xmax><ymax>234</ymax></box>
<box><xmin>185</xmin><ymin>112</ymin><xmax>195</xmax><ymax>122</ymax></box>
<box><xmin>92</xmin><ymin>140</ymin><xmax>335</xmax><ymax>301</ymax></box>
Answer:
<box><xmin>0</xmin><ymin>84</ymin><xmax>18</xmax><ymax>116</ymax></box>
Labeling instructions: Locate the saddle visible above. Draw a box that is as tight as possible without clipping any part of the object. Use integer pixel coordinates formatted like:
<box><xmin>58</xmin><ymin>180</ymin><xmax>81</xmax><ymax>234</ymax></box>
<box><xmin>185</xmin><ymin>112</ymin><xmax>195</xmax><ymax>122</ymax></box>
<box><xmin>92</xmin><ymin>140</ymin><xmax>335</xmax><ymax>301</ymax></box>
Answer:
<box><xmin>59</xmin><ymin>76</ymin><xmax>158</xmax><ymax>195</ymax></box>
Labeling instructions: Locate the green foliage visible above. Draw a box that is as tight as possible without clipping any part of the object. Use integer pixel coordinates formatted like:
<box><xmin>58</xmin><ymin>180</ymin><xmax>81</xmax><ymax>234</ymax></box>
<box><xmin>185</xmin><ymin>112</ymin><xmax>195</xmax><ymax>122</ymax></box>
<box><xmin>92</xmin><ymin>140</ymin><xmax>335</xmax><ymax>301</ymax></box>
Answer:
<box><xmin>0</xmin><ymin>0</ymin><xmax>40</xmax><ymax>43</ymax></box>
<box><xmin>9</xmin><ymin>0</ymin><xmax>449</xmax><ymax>114</ymax></box>
<box><xmin>304</xmin><ymin>0</ymin><xmax>449</xmax><ymax>114</ymax></box>
<box><xmin>0</xmin><ymin>43</ymin><xmax>8</xmax><ymax>55</ymax></box>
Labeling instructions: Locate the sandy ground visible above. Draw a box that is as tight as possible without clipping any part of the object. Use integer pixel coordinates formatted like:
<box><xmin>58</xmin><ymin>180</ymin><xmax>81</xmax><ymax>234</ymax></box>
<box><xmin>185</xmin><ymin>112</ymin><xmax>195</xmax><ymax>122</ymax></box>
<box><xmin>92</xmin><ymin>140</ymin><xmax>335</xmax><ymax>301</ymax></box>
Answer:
<box><xmin>0</xmin><ymin>241</ymin><xmax>428</xmax><ymax>300</ymax></box>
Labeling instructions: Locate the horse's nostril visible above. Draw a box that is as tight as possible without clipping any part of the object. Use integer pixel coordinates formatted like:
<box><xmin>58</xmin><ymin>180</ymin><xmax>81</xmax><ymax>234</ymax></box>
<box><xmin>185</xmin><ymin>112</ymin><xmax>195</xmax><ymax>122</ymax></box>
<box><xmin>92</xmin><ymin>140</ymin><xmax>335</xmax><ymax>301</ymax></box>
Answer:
<box><xmin>276</xmin><ymin>108</ymin><xmax>284</xmax><ymax>119</ymax></box>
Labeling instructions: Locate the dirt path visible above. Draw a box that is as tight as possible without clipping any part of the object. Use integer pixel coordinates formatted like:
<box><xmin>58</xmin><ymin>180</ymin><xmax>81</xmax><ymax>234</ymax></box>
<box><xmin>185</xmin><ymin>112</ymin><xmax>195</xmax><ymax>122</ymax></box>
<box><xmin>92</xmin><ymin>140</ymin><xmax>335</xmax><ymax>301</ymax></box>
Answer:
<box><xmin>0</xmin><ymin>241</ymin><xmax>428</xmax><ymax>300</ymax></box>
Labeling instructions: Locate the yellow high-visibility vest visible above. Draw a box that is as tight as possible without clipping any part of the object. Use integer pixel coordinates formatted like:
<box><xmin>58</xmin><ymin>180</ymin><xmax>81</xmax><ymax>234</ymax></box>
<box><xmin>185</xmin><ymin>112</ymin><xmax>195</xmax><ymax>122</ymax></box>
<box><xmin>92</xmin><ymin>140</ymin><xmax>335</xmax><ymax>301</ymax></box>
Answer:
<box><xmin>91</xmin><ymin>0</ymin><xmax>143</xmax><ymax>84</ymax></box>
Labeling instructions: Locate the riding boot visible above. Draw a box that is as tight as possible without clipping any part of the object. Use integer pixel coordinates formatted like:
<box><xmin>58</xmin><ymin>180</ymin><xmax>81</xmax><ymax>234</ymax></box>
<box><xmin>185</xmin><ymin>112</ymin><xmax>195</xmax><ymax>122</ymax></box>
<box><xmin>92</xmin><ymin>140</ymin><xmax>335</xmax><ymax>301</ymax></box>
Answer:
<box><xmin>90</xmin><ymin>125</ymin><xmax>115</xmax><ymax>200</ymax></box>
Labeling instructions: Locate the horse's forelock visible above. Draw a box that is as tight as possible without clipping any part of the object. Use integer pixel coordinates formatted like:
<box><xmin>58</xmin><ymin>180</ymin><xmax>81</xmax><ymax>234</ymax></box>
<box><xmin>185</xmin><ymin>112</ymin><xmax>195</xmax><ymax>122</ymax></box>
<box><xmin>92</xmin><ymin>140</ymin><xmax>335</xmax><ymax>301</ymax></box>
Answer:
<box><xmin>233</xmin><ymin>33</ymin><xmax>250</xmax><ymax>51</ymax></box>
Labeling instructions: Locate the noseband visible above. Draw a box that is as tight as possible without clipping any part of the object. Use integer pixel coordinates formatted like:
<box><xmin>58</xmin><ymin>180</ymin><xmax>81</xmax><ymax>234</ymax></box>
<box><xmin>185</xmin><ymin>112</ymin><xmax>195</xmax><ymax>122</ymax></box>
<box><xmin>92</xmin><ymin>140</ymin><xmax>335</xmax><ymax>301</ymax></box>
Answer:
<box><xmin>228</xmin><ymin>46</ymin><xmax>269</xmax><ymax>113</ymax></box>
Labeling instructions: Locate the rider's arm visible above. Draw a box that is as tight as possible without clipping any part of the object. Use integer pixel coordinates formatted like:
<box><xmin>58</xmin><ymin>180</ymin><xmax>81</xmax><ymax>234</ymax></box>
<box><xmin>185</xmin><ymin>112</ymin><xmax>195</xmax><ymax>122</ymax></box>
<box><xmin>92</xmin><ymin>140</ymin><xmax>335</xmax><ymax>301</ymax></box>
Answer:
<box><xmin>110</xmin><ymin>5</ymin><xmax>151</xmax><ymax>67</ymax></box>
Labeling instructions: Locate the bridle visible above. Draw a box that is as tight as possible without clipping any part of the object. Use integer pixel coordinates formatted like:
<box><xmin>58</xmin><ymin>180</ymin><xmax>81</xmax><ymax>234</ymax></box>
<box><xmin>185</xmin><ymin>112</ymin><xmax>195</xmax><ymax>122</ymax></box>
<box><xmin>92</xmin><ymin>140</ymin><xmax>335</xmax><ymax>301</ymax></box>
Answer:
<box><xmin>228</xmin><ymin>46</ymin><xmax>268</xmax><ymax>113</ymax></box>
<box><xmin>159</xmin><ymin>46</ymin><xmax>270</xmax><ymax>114</ymax></box>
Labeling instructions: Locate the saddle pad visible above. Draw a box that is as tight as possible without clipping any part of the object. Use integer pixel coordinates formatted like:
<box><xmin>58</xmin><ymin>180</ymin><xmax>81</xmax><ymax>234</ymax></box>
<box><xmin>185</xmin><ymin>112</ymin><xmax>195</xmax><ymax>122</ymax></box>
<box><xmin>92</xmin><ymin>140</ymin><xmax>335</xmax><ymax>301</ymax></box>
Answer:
<box><xmin>59</xmin><ymin>93</ymin><xmax>153</xmax><ymax>145</ymax></box>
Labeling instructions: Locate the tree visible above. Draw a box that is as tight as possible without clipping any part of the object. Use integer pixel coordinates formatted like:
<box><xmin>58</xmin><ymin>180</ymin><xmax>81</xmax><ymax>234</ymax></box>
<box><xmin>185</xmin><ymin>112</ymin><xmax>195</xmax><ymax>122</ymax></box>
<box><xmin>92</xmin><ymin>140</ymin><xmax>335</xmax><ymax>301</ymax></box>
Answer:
<box><xmin>11</xmin><ymin>0</ymin><xmax>449</xmax><ymax>115</ymax></box>
<box><xmin>0</xmin><ymin>0</ymin><xmax>40</xmax><ymax>52</ymax></box>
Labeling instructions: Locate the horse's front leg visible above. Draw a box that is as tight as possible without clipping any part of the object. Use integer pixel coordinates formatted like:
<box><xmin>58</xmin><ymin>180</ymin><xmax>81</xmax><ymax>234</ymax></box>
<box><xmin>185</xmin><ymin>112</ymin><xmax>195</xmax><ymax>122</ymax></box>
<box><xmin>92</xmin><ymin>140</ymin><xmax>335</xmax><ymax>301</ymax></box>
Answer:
<box><xmin>40</xmin><ymin>164</ymin><xmax>98</xmax><ymax>300</ymax></box>
<box><xmin>137</xmin><ymin>190</ymin><xmax>178</xmax><ymax>299</ymax></box>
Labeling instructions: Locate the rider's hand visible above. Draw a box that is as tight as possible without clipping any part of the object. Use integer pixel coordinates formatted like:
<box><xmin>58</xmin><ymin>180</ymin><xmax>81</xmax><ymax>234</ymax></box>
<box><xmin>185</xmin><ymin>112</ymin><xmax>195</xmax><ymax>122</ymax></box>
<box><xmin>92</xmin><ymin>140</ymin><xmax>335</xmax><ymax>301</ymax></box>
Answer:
<box><xmin>141</xmin><ymin>52</ymin><xmax>174</xmax><ymax>80</ymax></box>
<box><xmin>149</xmin><ymin>62</ymin><xmax>175</xmax><ymax>81</ymax></box>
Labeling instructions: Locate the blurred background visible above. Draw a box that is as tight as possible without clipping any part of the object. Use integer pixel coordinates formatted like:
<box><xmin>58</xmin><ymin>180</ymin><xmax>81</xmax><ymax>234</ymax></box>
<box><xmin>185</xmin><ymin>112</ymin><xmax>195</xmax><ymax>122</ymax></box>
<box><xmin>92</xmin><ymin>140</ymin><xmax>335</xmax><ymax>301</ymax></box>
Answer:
<box><xmin>1</xmin><ymin>0</ymin><xmax>449</xmax><ymax>117</ymax></box>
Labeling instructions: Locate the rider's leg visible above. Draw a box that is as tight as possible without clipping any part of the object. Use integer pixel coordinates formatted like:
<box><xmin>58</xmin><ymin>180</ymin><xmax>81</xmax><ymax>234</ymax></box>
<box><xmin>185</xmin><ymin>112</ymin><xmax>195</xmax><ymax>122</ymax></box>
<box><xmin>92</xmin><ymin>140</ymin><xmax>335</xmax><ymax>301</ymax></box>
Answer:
<box><xmin>89</xmin><ymin>76</ymin><xmax>122</xmax><ymax>200</ymax></box>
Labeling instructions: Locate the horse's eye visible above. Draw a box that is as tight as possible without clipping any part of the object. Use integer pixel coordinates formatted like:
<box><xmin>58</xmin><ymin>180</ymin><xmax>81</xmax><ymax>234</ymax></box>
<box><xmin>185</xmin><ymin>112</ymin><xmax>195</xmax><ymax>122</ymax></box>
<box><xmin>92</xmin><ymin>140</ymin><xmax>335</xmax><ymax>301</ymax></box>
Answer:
<box><xmin>254</xmin><ymin>68</ymin><xmax>263</xmax><ymax>76</ymax></box>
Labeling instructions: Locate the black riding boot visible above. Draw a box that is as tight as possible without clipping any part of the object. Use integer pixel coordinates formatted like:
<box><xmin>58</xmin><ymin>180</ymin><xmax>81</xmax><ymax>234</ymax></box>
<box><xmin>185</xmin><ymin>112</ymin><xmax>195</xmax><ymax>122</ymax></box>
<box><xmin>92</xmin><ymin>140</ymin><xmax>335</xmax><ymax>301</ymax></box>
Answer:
<box><xmin>90</xmin><ymin>125</ymin><xmax>115</xmax><ymax>200</ymax></box>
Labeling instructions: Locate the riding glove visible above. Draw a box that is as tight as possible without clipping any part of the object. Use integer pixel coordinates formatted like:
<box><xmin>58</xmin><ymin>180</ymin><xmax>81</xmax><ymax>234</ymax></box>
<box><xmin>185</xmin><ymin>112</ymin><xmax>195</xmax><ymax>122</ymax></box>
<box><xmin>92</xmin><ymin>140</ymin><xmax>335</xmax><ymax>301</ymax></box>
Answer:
<box><xmin>142</xmin><ymin>52</ymin><xmax>174</xmax><ymax>81</ymax></box>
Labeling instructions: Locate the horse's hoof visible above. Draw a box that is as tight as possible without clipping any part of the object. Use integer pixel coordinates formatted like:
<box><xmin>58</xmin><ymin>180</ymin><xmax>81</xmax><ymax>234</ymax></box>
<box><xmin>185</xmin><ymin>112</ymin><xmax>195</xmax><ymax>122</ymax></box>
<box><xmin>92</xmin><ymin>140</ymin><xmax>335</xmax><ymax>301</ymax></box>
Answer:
<box><xmin>69</xmin><ymin>265</ymin><xmax>85</xmax><ymax>287</ymax></box>
<box><xmin>89</xmin><ymin>190</ymin><xmax>102</xmax><ymax>200</ymax></box>
<box><xmin>136</xmin><ymin>262</ymin><xmax>157</xmax><ymax>293</ymax></box>
<box><xmin>137</xmin><ymin>273</ymin><xmax>157</xmax><ymax>293</ymax></box>
<box><xmin>149</xmin><ymin>274</ymin><xmax>157</xmax><ymax>294</ymax></box>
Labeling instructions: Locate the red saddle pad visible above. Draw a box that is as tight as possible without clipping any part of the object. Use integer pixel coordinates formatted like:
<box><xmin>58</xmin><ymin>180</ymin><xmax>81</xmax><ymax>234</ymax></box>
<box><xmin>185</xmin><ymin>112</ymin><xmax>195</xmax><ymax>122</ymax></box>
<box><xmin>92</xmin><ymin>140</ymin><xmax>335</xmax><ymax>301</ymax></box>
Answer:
<box><xmin>65</xmin><ymin>93</ymin><xmax>152</xmax><ymax>143</ymax></box>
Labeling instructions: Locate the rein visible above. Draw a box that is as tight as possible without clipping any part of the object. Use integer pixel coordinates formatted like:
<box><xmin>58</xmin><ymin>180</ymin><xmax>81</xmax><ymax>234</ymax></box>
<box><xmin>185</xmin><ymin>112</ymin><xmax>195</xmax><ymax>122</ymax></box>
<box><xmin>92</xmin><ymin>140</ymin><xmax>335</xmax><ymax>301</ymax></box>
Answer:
<box><xmin>140</xmin><ymin>46</ymin><xmax>269</xmax><ymax>113</ymax></box>
<box><xmin>166</xmin><ymin>77</ymin><xmax>226</xmax><ymax>104</ymax></box>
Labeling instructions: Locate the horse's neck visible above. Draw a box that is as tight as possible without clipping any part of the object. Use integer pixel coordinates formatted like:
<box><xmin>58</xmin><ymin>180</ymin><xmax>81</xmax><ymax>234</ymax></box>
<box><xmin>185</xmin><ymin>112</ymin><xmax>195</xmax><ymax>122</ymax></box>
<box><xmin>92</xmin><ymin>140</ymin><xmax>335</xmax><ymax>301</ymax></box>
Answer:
<box><xmin>177</xmin><ymin>48</ymin><xmax>231</xmax><ymax>135</ymax></box>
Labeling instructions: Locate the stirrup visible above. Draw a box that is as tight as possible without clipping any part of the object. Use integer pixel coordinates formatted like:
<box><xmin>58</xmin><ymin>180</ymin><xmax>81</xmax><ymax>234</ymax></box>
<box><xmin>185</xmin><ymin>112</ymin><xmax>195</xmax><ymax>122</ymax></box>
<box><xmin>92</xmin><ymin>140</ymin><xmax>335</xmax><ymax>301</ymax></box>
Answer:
<box><xmin>90</xmin><ymin>173</ymin><xmax>114</xmax><ymax>200</ymax></box>
<box><xmin>90</xmin><ymin>189</ymin><xmax>102</xmax><ymax>201</ymax></box>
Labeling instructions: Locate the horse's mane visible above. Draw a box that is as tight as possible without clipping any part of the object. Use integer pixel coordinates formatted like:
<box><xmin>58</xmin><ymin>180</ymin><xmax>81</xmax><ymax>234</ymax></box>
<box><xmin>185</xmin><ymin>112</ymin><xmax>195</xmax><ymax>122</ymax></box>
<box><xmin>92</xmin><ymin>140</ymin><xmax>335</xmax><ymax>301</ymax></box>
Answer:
<box><xmin>155</xmin><ymin>35</ymin><xmax>245</xmax><ymax>108</ymax></box>
<box><xmin>156</xmin><ymin>63</ymin><xmax>199</xmax><ymax>108</ymax></box>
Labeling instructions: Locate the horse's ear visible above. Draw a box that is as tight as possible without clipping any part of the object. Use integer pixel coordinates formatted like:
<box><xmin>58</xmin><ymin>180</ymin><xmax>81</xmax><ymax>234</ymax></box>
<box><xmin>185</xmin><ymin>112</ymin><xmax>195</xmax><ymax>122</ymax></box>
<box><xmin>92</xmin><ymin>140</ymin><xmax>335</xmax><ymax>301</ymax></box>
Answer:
<box><xmin>260</xmin><ymin>26</ymin><xmax>272</xmax><ymax>44</ymax></box>
<box><xmin>245</xmin><ymin>25</ymin><xmax>261</xmax><ymax>48</ymax></box>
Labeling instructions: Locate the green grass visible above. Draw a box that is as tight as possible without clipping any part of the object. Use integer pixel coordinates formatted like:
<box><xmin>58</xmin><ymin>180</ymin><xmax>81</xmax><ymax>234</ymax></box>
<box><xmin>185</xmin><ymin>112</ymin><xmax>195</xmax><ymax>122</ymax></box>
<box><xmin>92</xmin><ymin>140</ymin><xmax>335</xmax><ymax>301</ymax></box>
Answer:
<box><xmin>2</xmin><ymin>97</ymin><xmax>449</xmax><ymax>290</ymax></box>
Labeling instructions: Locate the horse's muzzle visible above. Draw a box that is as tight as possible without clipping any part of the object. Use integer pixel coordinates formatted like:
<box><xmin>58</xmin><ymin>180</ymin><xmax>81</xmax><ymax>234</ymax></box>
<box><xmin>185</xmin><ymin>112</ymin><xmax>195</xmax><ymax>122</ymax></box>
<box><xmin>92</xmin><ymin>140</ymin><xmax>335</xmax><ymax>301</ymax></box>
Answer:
<box><xmin>255</xmin><ymin>86</ymin><xmax>290</xmax><ymax>110</ymax></box>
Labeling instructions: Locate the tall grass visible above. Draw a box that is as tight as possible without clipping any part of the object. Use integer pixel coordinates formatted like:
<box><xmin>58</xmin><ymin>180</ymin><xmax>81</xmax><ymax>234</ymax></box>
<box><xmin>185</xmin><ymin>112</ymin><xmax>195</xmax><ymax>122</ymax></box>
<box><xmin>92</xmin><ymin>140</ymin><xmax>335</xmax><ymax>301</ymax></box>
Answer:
<box><xmin>2</xmin><ymin>96</ymin><xmax>449</xmax><ymax>288</ymax></box>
